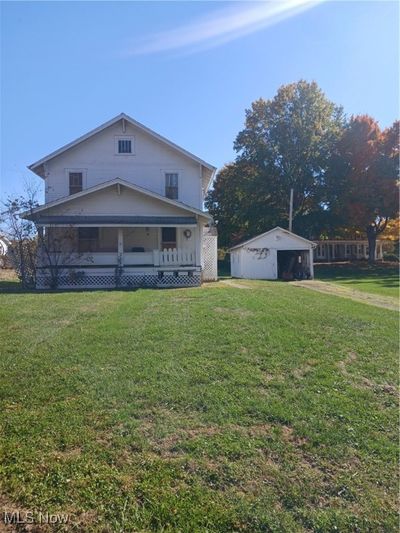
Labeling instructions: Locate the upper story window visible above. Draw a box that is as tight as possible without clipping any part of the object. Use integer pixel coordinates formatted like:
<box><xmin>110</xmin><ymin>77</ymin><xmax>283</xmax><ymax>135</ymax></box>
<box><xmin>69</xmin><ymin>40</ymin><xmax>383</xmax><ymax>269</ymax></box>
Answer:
<box><xmin>118</xmin><ymin>139</ymin><xmax>132</xmax><ymax>153</ymax></box>
<box><xmin>69</xmin><ymin>172</ymin><xmax>83</xmax><ymax>195</ymax></box>
<box><xmin>165</xmin><ymin>173</ymin><xmax>178</xmax><ymax>200</ymax></box>
<box><xmin>115</xmin><ymin>136</ymin><xmax>135</xmax><ymax>155</ymax></box>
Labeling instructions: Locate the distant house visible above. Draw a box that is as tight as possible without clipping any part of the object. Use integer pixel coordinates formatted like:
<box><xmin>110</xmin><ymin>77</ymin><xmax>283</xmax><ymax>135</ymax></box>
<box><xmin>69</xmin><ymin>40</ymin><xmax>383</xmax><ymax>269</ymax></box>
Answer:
<box><xmin>25</xmin><ymin>113</ymin><xmax>217</xmax><ymax>289</ymax></box>
<box><xmin>314</xmin><ymin>240</ymin><xmax>386</xmax><ymax>262</ymax></box>
<box><xmin>229</xmin><ymin>227</ymin><xmax>315</xmax><ymax>280</ymax></box>
<box><xmin>0</xmin><ymin>236</ymin><xmax>10</xmax><ymax>268</ymax></box>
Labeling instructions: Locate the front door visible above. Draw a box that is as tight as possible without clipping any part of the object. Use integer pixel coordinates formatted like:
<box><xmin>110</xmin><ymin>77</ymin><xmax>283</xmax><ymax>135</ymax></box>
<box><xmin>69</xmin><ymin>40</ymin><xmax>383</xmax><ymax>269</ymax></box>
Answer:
<box><xmin>161</xmin><ymin>227</ymin><xmax>177</xmax><ymax>250</ymax></box>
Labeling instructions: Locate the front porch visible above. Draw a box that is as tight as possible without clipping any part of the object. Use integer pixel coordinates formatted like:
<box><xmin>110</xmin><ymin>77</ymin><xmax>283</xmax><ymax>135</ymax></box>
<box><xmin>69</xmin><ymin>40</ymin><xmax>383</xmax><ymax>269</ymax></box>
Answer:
<box><xmin>37</xmin><ymin>225</ymin><xmax>202</xmax><ymax>289</ymax></box>
<box><xmin>25</xmin><ymin>179</ymin><xmax>216</xmax><ymax>289</ymax></box>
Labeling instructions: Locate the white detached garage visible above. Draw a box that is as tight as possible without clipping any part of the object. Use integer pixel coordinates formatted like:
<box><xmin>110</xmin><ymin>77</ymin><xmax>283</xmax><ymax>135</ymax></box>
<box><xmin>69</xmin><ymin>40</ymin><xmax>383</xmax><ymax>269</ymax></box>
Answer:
<box><xmin>229</xmin><ymin>227</ymin><xmax>315</xmax><ymax>280</ymax></box>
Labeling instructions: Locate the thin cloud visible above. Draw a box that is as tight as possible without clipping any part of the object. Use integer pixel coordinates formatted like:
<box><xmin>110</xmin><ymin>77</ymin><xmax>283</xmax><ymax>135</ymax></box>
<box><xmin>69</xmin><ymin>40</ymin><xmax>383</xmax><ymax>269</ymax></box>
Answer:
<box><xmin>126</xmin><ymin>1</ymin><xmax>322</xmax><ymax>56</ymax></box>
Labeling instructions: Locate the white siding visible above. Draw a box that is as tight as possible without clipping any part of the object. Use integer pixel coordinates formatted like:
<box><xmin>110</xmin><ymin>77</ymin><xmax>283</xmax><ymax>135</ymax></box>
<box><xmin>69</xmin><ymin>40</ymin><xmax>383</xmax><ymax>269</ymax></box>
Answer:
<box><xmin>230</xmin><ymin>250</ymin><xmax>241</xmax><ymax>278</ymax></box>
<box><xmin>246</xmin><ymin>230</ymin><xmax>312</xmax><ymax>251</ymax></box>
<box><xmin>236</xmin><ymin>248</ymin><xmax>277</xmax><ymax>279</ymax></box>
<box><xmin>44</xmin><ymin>184</ymin><xmax>192</xmax><ymax>217</ymax></box>
<box><xmin>123</xmin><ymin>228</ymin><xmax>158</xmax><ymax>252</ymax></box>
<box><xmin>44</xmin><ymin>121</ymin><xmax>203</xmax><ymax>209</ymax></box>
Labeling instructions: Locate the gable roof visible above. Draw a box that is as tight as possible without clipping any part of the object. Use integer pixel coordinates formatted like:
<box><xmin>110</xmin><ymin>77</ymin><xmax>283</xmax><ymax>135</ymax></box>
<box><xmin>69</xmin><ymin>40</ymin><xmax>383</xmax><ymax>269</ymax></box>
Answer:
<box><xmin>28</xmin><ymin>112</ymin><xmax>217</xmax><ymax>190</ymax></box>
<box><xmin>23</xmin><ymin>178</ymin><xmax>212</xmax><ymax>221</ymax></box>
<box><xmin>229</xmin><ymin>227</ymin><xmax>316</xmax><ymax>251</ymax></box>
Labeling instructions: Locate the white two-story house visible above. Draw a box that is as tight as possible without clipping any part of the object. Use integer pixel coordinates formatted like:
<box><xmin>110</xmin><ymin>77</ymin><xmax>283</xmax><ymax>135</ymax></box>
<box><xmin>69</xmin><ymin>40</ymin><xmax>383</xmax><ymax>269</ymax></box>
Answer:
<box><xmin>26</xmin><ymin>113</ymin><xmax>217</xmax><ymax>289</ymax></box>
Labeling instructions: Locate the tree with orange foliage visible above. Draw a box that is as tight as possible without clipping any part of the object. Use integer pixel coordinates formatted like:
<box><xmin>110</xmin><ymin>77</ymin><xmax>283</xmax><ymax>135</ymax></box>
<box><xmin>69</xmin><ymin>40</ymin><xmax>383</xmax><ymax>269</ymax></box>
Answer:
<box><xmin>327</xmin><ymin>116</ymin><xmax>399</xmax><ymax>262</ymax></box>
<box><xmin>384</xmin><ymin>218</ymin><xmax>400</xmax><ymax>241</ymax></box>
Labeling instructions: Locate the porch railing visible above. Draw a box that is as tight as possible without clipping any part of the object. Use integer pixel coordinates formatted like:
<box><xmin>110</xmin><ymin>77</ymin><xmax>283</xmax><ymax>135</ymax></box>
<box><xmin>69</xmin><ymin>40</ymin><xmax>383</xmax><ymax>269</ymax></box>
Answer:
<box><xmin>156</xmin><ymin>248</ymin><xmax>195</xmax><ymax>267</ymax></box>
<box><xmin>41</xmin><ymin>248</ymin><xmax>196</xmax><ymax>268</ymax></box>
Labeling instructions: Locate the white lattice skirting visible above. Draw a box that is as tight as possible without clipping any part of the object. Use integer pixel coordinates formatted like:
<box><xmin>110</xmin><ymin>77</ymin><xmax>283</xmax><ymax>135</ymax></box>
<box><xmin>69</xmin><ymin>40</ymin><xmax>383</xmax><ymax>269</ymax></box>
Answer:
<box><xmin>202</xmin><ymin>235</ymin><xmax>218</xmax><ymax>281</ymax></box>
<box><xmin>36</xmin><ymin>271</ymin><xmax>201</xmax><ymax>290</ymax></box>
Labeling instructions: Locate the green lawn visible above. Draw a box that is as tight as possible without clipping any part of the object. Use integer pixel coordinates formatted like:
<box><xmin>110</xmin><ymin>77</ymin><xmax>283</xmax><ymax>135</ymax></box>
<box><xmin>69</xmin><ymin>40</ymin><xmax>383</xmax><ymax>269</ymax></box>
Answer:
<box><xmin>315</xmin><ymin>262</ymin><xmax>399</xmax><ymax>298</ymax></box>
<box><xmin>0</xmin><ymin>282</ymin><xmax>398</xmax><ymax>532</ymax></box>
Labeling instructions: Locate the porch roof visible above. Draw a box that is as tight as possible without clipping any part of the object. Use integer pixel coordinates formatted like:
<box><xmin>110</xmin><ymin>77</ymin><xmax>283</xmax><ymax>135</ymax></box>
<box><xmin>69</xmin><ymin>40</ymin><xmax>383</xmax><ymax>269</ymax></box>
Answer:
<box><xmin>23</xmin><ymin>178</ymin><xmax>212</xmax><ymax>221</ymax></box>
<box><xmin>31</xmin><ymin>215</ymin><xmax>197</xmax><ymax>226</ymax></box>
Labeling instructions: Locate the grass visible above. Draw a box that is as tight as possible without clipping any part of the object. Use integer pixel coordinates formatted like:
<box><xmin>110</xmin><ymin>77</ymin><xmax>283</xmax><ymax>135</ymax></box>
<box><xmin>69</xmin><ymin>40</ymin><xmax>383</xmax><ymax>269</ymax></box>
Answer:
<box><xmin>0</xmin><ymin>279</ymin><xmax>398</xmax><ymax>532</ymax></box>
<box><xmin>314</xmin><ymin>262</ymin><xmax>399</xmax><ymax>298</ymax></box>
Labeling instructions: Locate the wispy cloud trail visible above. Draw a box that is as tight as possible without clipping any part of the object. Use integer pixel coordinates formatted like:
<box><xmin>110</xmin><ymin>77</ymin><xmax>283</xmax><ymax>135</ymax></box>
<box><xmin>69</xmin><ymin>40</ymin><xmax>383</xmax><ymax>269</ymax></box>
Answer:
<box><xmin>126</xmin><ymin>1</ymin><xmax>322</xmax><ymax>56</ymax></box>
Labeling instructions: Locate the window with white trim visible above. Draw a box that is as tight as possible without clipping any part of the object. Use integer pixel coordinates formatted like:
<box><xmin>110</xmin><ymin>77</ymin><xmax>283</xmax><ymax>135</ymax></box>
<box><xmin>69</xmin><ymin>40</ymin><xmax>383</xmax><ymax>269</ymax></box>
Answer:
<box><xmin>115</xmin><ymin>136</ymin><xmax>134</xmax><ymax>155</ymax></box>
<box><xmin>69</xmin><ymin>172</ymin><xmax>83</xmax><ymax>195</ymax></box>
<box><xmin>165</xmin><ymin>173</ymin><xmax>178</xmax><ymax>199</ymax></box>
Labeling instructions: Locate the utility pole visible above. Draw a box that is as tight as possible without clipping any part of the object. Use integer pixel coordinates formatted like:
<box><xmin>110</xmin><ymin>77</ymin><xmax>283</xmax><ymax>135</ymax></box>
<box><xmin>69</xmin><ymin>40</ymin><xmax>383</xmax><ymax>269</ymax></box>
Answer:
<box><xmin>289</xmin><ymin>188</ymin><xmax>294</xmax><ymax>232</ymax></box>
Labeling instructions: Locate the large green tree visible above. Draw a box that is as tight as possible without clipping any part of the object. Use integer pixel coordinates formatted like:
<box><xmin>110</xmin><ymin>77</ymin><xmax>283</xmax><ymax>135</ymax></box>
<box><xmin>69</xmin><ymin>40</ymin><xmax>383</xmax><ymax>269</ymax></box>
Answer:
<box><xmin>206</xmin><ymin>80</ymin><xmax>345</xmax><ymax>247</ymax></box>
<box><xmin>205</xmin><ymin>160</ymin><xmax>283</xmax><ymax>247</ymax></box>
<box><xmin>326</xmin><ymin>116</ymin><xmax>399</xmax><ymax>262</ymax></box>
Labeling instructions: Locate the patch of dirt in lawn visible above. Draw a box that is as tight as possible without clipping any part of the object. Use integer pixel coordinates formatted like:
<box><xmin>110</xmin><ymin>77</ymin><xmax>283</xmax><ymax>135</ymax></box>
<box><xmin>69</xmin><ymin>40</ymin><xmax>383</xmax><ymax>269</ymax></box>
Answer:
<box><xmin>292</xmin><ymin>364</ymin><xmax>314</xmax><ymax>379</ymax></box>
<box><xmin>260</xmin><ymin>370</ymin><xmax>284</xmax><ymax>383</ymax></box>
<box><xmin>78</xmin><ymin>296</ymin><xmax>122</xmax><ymax>313</ymax></box>
<box><xmin>337</xmin><ymin>350</ymin><xmax>358</xmax><ymax>374</ymax></box>
<box><xmin>238</xmin><ymin>448</ymin><xmax>333</xmax><ymax>499</ymax></box>
<box><xmin>292</xmin><ymin>280</ymin><xmax>398</xmax><ymax>311</ymax></box>
<box><xmin>51</xmin><ymin>447</ymin><xmax>82</xmax><ymax>460</ymax></box>
<box><xmin>52</xmin><ymin>318</ymin><xmax>73</xmax><ymax>327</ymax></box>
<box><xmin>337</xmin><ymin>352</ymin><xmax>398</xmax><ymax>396</ymax></box>
<box><xmin>280</xmin><ymin>425</ymin><xmax>309</xmax><ymax>446</ymax></box>
<box><xmin>358</xmin><ymin>378</ymin><xmax>397</xmax><ymax>395</ymax></box>
<box><xmin>140</xmin><ymin>422</ymin><xmax>310</xmax><ymax>459</ymax></box>
<box><xmin>213</xmin><ymin>306</ymin><xmax>254</xmax><ymax>317</ymax></box>
<box><xmin>217</xmin><ymin>279</ymin><xmax>252</xmax><ymax>289</ymax></box>
<box><xmin>150</xmin><ymin>425</ymin><xmax>223</xmax><ymax>457</ymax></box>
<box><xmin>70</xmin><ymin>509</ymin><xmax>99</xmax><ymax>530</ymax></box>
<box><xmin>170</xmin><ymin>296</ymin><xmax>201</xmax><ymax>302</ymax></box>
<box><xmin>337</xmin><ymin>351</ymin><xmax>362</xmax><ymax>382</ymax></box>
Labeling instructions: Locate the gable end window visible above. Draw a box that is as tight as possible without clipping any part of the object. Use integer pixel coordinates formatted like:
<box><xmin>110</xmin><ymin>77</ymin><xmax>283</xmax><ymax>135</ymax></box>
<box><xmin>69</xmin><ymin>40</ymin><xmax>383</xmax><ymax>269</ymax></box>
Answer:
<box><xmin>115</xmin><ymin>136</ymin><xmax>135</xmax><ymax>155</ymax></box>
<box><xmin>118</xmin><ymin>139</ymin><xmax>132</xmax><ymax>153</ymax></box>
<box><xmin>69</xmin><ymin>172</ymin><xmax>83</xmax><ymax>195</ymax></box>
<box><xmin>165</xmin><ymin>173</ymin><xmax>178</xmax><ymax>200</ymax></box>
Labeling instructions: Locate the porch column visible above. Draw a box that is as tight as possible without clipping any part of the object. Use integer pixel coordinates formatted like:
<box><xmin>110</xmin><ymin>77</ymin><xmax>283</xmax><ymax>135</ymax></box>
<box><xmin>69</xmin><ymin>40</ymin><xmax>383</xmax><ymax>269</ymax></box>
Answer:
<box><xmin>118</xmin><ymin>228</ymin><xmax>124</xmax><ymax>266</ymax></box>
<box><xmin>309</xmin><ymin>248</ymin><xmax>314</xmax><ymax>279</ymax></box>
<box><xmin>195</xmin><ymin>222</ymin><xmax>202</xmax><ymax>268</ymax></box>
<box><xmin>37</xmin><ymin>226</ymin><xmax>44</xmax><ymax>266</ymax></box>
<box><xmin>379</xmin><ymin>242</ymin><xmax>383</xmax><ymax>261</ymax></box>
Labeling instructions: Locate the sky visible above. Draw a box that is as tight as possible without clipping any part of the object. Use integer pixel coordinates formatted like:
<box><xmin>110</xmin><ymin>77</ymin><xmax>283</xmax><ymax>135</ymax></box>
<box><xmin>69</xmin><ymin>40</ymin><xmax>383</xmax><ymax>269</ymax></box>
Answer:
<box><xmin>1</xmin><ymin>0</ymin><xmax>399</xmax><ymax>202</ymax></box>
